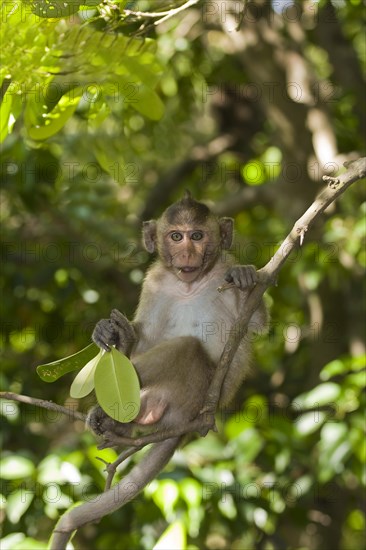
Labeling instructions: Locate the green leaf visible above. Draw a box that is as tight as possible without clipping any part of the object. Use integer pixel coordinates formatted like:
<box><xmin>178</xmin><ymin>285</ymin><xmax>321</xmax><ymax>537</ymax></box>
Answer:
<box><xmin>37</xmin><ymin>343</ymin><xmax>99</xmax><ymax>382</ymax></box>
<box><xmin>32</xmin><ymin>0</ymin><xmax>81</xmax><ymax>18</ymax></box>
<box><xmin>0</xmin><ymin>88</ymin><xmax>12</xmax><ymax>143</ymax></box>
<box><xmin>27</xmin><ymin>87</ymin><xmax>83</xmax><ymax>140</ymax></box>
<box><xmin>320</xmin><ymin>354</ymin><xmax>366</xmax><ymax>380</ymax></box>
<box><xmin>122</xmin><ymin>56</ymin><xmax>162</xmax><ymax>89</ymax></box>
<box><xmin>94</xmin><ymin>347</ymin><xmax>140</xmax><ymax>423</ymax></box>
<box><xmin>320</xmin><ymin>358</ymin><xmax>347</xmax><ymax>379</ymax></box>
<box><xmin>70</xmin><ymin>349</ymin><xmax>102</xmax><ymax>398</ymax></box>
<box><xmin>131</xmin><ymin>84</ymin><xmax>164</xmax><ymax>120</ymax></box>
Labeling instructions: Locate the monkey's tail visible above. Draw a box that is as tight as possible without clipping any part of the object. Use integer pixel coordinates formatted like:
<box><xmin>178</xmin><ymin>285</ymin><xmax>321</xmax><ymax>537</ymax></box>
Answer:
<box><xmin>50</xmin><ymin>437</ymin><xmax>181</xmax><ymax>550</ymax></box>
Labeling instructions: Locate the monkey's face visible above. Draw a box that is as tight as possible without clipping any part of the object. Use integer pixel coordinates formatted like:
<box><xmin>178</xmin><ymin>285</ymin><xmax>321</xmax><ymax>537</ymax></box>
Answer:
<box><xmin>161</xmin><ymin>225</ymin><xmax>220</xmax><ymax>283</ymax></box>
<box><xmin>142</xmin><ymin>196</ymin><xmax>234</xmax><ymax>283</ymax></box>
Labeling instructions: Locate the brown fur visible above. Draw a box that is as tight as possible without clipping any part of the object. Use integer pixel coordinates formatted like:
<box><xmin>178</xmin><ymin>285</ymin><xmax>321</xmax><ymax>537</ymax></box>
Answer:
<box><xmin>89</xmin><ymin>195</ymin><xmax>268</xmax><ymax>439</ymax></box>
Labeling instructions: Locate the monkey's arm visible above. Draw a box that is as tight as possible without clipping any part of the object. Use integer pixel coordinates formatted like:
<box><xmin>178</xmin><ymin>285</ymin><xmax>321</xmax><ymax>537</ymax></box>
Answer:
<box><xmin>92</xmin><ymin>309</ymin><xmax>137</xmax><ymax>355</ymax></box>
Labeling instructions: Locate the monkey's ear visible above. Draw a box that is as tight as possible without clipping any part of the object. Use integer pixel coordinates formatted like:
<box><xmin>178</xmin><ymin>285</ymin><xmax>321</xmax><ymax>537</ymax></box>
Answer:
<box><xmin>142</xmin><ymin>220</ymin><xmax>157</xmax><ymax>253</ymax></box>
<box><xmin>219</xmin><ymin>217</ymin><xmax>234</xmax><ymax>250</ymax></box>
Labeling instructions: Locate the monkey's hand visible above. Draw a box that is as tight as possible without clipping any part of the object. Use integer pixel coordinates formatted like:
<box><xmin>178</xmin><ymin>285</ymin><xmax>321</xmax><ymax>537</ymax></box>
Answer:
<box><xmin>92</xmin><ymin>309</ymin><xmax>136</xmax><ymax>353</ymax></box>
<box><xmin>224</xmin><ymin>265</ymin><xmax>258</xmax><ymax>291</ymax></box>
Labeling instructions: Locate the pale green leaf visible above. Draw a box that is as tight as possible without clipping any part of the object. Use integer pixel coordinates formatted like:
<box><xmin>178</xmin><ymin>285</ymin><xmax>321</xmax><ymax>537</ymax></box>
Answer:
<box><xmin>70</xmin><ymin>349</ymin><xmax>102</xmax><ymax>398</ymax></box>
<box><xmin>0</xmin><ymin>456</ymin><xmax>35</xmax><ymax>480</ymax></box>
<box><xmin>6</xmin><ymin>489</ymin><xmax>34</xmax><ymax>524</ymax></box>
<box><xmin>94</xmin><ymin>347</ymin><xmax>140</xmax><ymax>423</ymax></box>
<box><xmin>151</xmin><ymin>480</ymin><xmax>179</xmax><ymax>519</ymax></box>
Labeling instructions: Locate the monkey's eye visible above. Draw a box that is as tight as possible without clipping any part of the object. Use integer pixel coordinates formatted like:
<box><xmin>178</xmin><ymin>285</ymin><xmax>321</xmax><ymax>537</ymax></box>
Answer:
<box><xmin>171</xmin><ymin>232</ymin><xmax>183</xmax><ymax>242</ymax></box>
<box><xmin>191</xmin><ymin>231</ymin><xmax>204</xmax><ymax>241</ymax></box>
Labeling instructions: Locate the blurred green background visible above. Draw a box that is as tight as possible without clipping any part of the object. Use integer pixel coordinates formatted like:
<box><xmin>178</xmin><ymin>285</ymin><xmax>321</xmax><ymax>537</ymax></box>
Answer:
<box><xmin>0</xmin><ymin>1</ymin><xmax>365</xmax><ymax>549</ymax></box>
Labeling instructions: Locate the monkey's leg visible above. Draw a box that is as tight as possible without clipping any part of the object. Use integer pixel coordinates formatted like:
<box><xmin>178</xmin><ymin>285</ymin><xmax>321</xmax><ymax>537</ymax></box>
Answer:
<box><xmin>86</xmin><ymin>405</ymin><xmax>135</xmax><ymax>439</ymax></box>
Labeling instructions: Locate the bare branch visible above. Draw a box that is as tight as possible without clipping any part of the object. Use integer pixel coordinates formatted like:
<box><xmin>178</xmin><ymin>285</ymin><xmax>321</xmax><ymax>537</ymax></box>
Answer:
<box><xmin>0</xmin><ymin>392</ymin><xmax>85</xmax><ymax>422</ymax></box>
<box><xmin>50</xmin><ymin>437</ymin><xmax>181</xmax><ymax>550</ymax></box>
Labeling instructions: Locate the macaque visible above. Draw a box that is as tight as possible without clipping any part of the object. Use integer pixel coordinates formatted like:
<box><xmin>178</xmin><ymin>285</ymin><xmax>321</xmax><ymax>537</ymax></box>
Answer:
<box><xmin>88</xmin><ymin>192</ymin><xmax>268</xmax><ymax>439</ymax></box>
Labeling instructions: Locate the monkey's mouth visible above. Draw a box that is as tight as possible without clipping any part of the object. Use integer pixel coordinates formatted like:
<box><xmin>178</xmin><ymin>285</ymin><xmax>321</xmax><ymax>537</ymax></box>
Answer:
<box><xmin>176</xmin><ymin>266</ymin><xmax>202</xmax><ymax>281</ymax></box>
<box><xmin>178</xmin><ymin>266</ymin><xmax>199</xmax><ymax>273</ymax></box>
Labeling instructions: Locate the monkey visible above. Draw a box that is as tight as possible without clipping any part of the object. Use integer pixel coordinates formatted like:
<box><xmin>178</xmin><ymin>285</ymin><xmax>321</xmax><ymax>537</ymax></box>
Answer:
<box><xmin>88</xmin><ymin>192</ymin><xmax>268</xmax><ymax>440</ymax></box>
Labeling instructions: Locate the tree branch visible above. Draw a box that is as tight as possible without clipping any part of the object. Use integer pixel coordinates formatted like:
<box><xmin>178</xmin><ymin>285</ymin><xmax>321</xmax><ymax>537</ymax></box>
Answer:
<box><xmin>0</xmin><ymin>391</ymin><xmax>85</xmax><ymax>422</ymax></box>
<box><xmin>50</xmin><ymin>437</ymin><xmax>181</xmax><ymax>550</ymax></box>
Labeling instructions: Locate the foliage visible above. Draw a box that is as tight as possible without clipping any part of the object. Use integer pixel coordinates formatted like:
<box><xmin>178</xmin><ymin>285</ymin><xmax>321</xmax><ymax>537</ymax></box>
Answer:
<box><xmin>1</xmin><ymin>1</ymin><xmax>365</xmax><ymax>549</ymax></box>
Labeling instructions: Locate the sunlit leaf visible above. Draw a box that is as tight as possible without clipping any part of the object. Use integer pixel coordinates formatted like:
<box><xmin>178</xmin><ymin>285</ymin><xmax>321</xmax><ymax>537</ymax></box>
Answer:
<box><xmin>218</xmin><ymin>493</ymin><xmax>237</xmax><ymax>519</ymax></box>
<box><xmin>94</xmin><ymin>347</ymin><xmax>140</xmax><ymax>423</ymax></box>
<box><xmin>294</xmin><ymin>411</ymin><xmax>326</xmax><ymax>436</ymax></box>
<box><xmin>318</xmin><ymin>423</ymin><xmax>350</xmax><ymax>483</ymax></box>
<box><xmin>12</xmin><ymin>538</ymin><xmax>48</xmax><ymax>550</ymax></box>
<box><xmin>37</xmin><ymin>343</ymin><xmax>99</xmax><ymax>382</ymax></box>
<box><xmin>70</xmin><ymin>349</ymin><xmax>102</xmax><ymax>398</ymax></box>
<box><xmin>295</xmin><ymin>382</ymin><xmax>341</xmax><ymax>408</ymax></box>
<box><xmin>320</xmin><ymin>358</ymin><xmax>348</xmax><ymax>379</ymax></box>
<box><xmin>0</xmin><ymin>456</ymin><xmax>35</xmax><ymax>480</ymax></box>
<box><xmin>320</xmin><ymin>354</ymin><xmax>366</xmax><ymax>380</ymax></box>
<box><xmin>6</xmin><ymin>489</ymin><xmax>34</xmax><ymax>524</ymax></box>
<box><xmin>151</xmin><ymin>479</ymin><xmax>179</xmax><ymax>519</ymax></box>
<box><xmin>179</xmin><ymin>478</ymin><xmax>202</xmax><ymax>509</ymax></box>
<box><xmin>153</xmin><ymin>520</ymin><xmax>186</xmax><ymax>550</ymax></box>
<box><xmin>0</xmin><ymin>533</ymin><xmax>48</xmax><ymax>550</ymax></box>
<box><xmin>228</xmin><ymin>428</ymin><xmax>263</xmax><ymax>463</ymax></box>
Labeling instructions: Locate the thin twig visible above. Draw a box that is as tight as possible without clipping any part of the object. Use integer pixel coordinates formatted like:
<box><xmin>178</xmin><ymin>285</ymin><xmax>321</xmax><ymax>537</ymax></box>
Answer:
<box><xmin>105</xmin><ymin>446</ymin><xmax>143</xmax><ymax>491</ymax></box>
<box><xmin>123</xmin><ymin>0</ymin><xmax>200</xmax><ymax>25</ymax></box>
